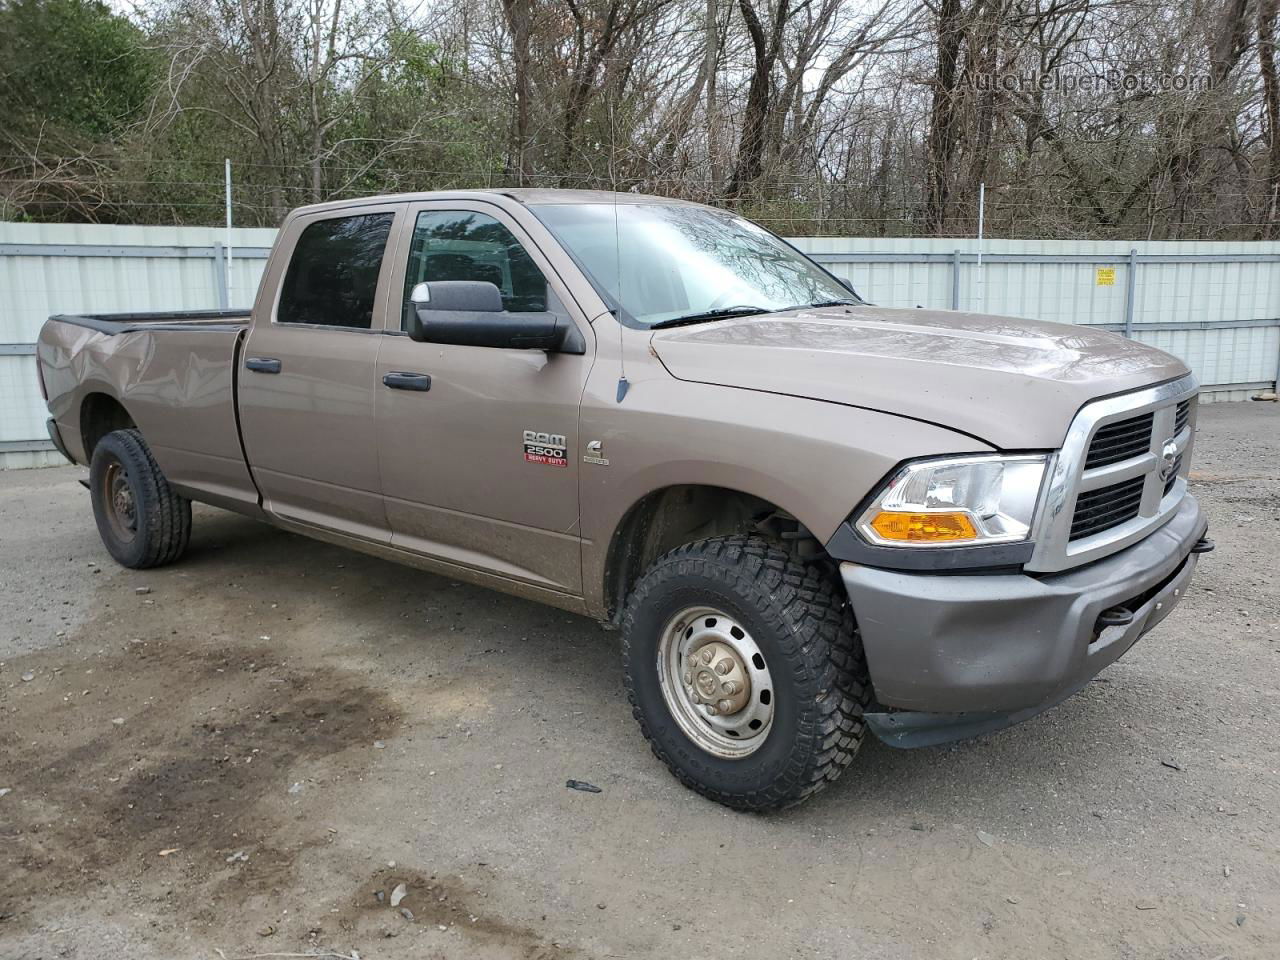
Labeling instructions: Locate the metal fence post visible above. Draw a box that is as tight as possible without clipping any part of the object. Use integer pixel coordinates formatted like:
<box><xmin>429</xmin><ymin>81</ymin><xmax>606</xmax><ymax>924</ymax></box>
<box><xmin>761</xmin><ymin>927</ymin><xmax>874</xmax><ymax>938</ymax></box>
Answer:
<box><xmin>213</xmin><ymin>241</ymin><xmax>228</xmax><ymax>309</ymax></box>
<box><xmin>1274</xmin><ymin>330</ymin><xmax>1280</xmax><ymax>392</ymax></box>
<box><xmin>1123</xmin><ymin>248</ymin><xmax>1137</xmax><ymax>337</ymax></box>
<box><xmin>952</xmin><ymin>250</ymin><xmax>961</xmax><ymax>310</ymax></box>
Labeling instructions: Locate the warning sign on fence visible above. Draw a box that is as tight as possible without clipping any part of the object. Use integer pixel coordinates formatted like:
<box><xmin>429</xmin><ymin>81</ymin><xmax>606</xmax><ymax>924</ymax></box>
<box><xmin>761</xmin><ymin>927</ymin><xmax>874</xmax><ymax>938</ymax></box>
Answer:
<box><xmin>1096</xmin><ymin>267</ymin><xmax>1116</xmax><ymax>286</ymax></box>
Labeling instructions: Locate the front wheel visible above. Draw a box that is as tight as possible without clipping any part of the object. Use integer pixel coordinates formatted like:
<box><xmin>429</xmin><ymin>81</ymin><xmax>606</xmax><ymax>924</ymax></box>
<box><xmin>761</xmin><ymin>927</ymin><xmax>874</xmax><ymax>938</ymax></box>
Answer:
<box><xmin>89</xmin><ymin>428</ymin><xmax>192</xmax><ymax>569</ymax></box>
<box><xmin>621</xmin><ymin>536</ymin><xmax>870</xmax><ymax>811</ymax></box>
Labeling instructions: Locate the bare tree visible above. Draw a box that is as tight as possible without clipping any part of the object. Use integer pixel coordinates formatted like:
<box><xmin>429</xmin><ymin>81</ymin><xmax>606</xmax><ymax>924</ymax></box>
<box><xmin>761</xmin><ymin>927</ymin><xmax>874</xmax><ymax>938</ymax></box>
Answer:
<box><xmin>924</xmin><ymin>0</ymin><xmax>967</xmax><ymax>232</ymax></box>
<box><xmin>725</xmin><ymin>0</ymin><xmax>789</xmax><ymax>198</ymax></box>
<box><xmin>1261</xmin><ymin>0</ymin><xmax>1280</xmax><ymax>234</ymax></box>
<box><xmin>500</xmin><ymin>0</ymin><xmax>534</xmax><ymax>181</ymax></box>
<box><xmin>5</xmin><ymin>0</ymin><xmax>1280</xmax><ymax>237</ymax></box>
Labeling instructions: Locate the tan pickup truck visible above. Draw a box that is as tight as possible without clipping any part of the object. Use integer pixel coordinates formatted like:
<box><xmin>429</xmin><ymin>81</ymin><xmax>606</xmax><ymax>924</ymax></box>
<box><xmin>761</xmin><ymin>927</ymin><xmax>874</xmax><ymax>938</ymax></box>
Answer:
<box><xmin>37</xmin><ymin>189</ymin><xmax>1212</xmax><ymax>810</ymax></box>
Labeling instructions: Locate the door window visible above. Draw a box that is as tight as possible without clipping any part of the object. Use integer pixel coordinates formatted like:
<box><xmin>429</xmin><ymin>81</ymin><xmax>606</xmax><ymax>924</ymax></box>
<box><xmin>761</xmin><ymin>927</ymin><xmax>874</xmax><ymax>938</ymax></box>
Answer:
<box><xmin>402</xmin><ymin>211</ymin><xmax>549</xmax><ymax>326</ymax></box>
<box><xmin>278</xmin><ymin>213</ymin><xmax>394</xmax><ymax>329</ymax></box>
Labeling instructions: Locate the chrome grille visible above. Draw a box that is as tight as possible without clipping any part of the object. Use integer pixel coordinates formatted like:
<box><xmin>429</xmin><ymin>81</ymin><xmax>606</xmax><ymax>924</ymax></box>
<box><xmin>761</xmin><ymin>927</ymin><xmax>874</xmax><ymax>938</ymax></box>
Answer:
<box><xmin>1174</xmin><ymin>399</ymin><xmax>1190</xmax><ymax>435</ymax></box>
<box><xmin>1070</xmin><ymin>476</ymin><xmax>1145</xmax><ymax>540</ymax></box>
<box><xmin>1027</xmin><ymin>376</ymin><xmax>1199</xmax><ymax>572</ymax></box>
<box><xmin>1084</xmin><ymin>413</ymin><xmax>1154</xmax><ymax>469</ymax></box>
<box><xmin>1163</xmin><ymin>453</ymin><xmax>1183</xmax><ymax>495</ymax></box>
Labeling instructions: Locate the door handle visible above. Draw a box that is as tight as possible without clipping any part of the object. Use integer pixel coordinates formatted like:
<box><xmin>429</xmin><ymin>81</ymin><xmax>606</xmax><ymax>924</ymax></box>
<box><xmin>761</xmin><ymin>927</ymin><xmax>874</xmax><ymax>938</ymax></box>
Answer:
<box><xmin>245</xmin><ymin>357</ymin><xmax>282</xmax><ymax>374</ymax></box>
<box><xmin>382</xmin><ymin>371</ymin><xmax>432</xmax><ymax>392</ymax></box>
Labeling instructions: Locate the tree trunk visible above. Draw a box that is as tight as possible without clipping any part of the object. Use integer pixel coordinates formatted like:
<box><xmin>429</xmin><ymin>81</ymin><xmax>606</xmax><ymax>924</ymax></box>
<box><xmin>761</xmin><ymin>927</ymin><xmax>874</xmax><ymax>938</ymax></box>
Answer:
<box><xmin>501</xmin><ymin>0</ymin><xmax>533</xmax><ymax>182</ymax></box>
<box><xmin>556</xmin><ymin>0</ymin><xmax>622</xmax><ymax>180</ymax></box>
<box><xmin>1169</xmin><ymin>0</ymin><xmax>1252</xmax><ymax>236</ymax></box>
<box><xmin>704</xmin><ymin>0</ymin><xmax>718</xmax><ymax>191</ymax></box>
<box><xmin>311</xmin><ymin>126</ymin><xmax>324</xmax><ymax>203</ymax></box>
<box><xmin>1259</xmin><ymin>0</ymin><xmax>1280</xmax><ymax>237</ymax></box>
<box><xmin>965</xmin><ymin>0</ymin><xmax>1002</xmax><ymax>210</ymax></box>
<box><xmin>924</xmin><ymin>0</ymin><xmax>964</xmax><ymax>234</ymax></box>
<box><xmin>725</xmin><ymin>0</ymin><xmax>788</xmax><ymax>199</ymax></box>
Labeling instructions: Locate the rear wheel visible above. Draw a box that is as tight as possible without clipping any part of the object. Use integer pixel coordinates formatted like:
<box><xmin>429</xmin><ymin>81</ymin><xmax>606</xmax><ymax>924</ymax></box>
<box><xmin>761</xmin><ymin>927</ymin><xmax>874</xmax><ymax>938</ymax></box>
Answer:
<box><xmin>89</xmin><ymin>428</ymin><xmax>191</xmax><ymax>569</ymax></box>
<box><xmin>622</xmin><ymin>536</ymin><xmax>870</xmax><ymax>811</ymax></box>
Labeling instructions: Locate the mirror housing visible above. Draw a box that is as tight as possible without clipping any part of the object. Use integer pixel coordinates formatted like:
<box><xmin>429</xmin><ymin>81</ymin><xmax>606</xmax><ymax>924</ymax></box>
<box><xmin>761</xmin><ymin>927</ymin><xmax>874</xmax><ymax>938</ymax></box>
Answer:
<box><xmin>410</xmin><ymin>279</ymin><xmax>503</xmax><ymax>313</ymax></box>
<box><xmin>406</xmin><ymin>280</ymin><xmax>583</xmax><ymax>353</ymax></box>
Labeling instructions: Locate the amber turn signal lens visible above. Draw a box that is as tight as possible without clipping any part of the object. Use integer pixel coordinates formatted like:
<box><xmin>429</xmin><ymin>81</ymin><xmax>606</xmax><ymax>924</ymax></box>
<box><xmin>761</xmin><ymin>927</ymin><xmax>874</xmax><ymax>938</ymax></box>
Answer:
<box><xmin>868</xmin><ymin>511</ymin><xmax>978</xmax><ymax>543</ymax></box>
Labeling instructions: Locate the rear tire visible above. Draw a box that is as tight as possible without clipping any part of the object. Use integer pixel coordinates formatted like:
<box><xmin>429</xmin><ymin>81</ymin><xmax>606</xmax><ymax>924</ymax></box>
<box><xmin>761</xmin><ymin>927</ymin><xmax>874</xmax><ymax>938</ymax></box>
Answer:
<box><xmin>621</xmin><ymin>536</ymin><xmax>870</xmax><ymax>811</ymax></box>
<box><xmin>89</xmin><ymin>428</ymin><xmax>191</xmax><ymax>569</ymax></box>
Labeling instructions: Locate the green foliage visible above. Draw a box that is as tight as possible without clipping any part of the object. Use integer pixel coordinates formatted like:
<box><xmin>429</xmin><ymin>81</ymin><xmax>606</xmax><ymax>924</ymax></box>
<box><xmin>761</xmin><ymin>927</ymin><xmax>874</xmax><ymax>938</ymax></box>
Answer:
<box><xmin>0</xmin><ymin>0</ymin><xmax>155</xmax><ymax>143</ymax></box>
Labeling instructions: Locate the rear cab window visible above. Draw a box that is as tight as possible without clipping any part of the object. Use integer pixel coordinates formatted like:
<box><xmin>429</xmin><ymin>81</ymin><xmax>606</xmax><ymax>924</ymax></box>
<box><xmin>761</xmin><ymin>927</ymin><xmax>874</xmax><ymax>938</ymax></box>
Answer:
<box><xmin>278</xmin><ymin>213</ymin><xmax>395</xmax><ymax>329</ymax></box>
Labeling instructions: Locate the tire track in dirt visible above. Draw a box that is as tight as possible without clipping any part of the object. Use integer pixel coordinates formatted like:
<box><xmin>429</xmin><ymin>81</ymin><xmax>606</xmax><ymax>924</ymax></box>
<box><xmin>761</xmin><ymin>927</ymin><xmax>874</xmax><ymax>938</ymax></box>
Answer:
<box><xmin>0</xmin><ymin>589</ymin><xmax>402</xmax><ymax>941</ymax></box>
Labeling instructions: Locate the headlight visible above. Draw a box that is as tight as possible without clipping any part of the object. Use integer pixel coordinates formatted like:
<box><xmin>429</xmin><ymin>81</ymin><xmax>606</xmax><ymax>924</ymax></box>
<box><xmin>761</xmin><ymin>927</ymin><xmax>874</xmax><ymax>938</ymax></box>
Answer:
<box><xmin>856</xmin><ymin>455</ymin><xmax>1047</xmax><ymax>547</ymax></box>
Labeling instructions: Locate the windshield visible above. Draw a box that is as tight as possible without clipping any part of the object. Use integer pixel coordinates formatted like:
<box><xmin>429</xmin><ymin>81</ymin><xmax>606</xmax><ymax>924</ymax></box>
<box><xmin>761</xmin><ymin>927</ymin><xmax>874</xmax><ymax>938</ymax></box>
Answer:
<box><xmin>530</xmin><ymin>202</ymin><xmax>858</xmax><ymax>327</ymax></box>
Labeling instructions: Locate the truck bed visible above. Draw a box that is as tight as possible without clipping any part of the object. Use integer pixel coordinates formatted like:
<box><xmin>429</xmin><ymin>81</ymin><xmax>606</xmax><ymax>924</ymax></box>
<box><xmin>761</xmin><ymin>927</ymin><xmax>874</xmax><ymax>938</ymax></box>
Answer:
<box><xmin>49</xmin><ymin>309</ymin><xmax>250</xmax><ymax>335</ymax></box>
<box><xmin>38</xmin><ymin>310</ymin><xmax>260</xmax><ymax>515</ymax></box>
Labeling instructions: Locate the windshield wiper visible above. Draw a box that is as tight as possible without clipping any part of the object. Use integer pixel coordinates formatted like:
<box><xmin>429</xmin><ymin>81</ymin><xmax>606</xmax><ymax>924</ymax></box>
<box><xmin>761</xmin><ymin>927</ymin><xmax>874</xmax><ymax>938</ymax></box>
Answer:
<box><xmin>806</xmin><ymin>298</ymin><xmax>861</xmax><ymax>308</ymax></box>
<box><xmin>648</xmin><ymin>306</ymin><xmax>772</xmax><ymax>330</ymax></box>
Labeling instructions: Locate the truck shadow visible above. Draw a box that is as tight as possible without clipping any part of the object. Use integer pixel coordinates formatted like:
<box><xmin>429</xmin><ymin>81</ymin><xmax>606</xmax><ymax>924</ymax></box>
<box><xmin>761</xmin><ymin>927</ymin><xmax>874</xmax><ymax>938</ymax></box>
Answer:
<box><xmin>177</xmin><ymin>504</ymin><xmax>1192</xmax><ymax>830</ymax></box>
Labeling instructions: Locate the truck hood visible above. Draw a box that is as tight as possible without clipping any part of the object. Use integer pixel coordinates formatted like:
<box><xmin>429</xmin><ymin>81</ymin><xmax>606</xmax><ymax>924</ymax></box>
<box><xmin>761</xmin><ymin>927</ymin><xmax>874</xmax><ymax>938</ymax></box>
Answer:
<box><xmin>650</xmin><ymin>305</ymin><xmax>1190</xmax><ymax>449</ymax></box>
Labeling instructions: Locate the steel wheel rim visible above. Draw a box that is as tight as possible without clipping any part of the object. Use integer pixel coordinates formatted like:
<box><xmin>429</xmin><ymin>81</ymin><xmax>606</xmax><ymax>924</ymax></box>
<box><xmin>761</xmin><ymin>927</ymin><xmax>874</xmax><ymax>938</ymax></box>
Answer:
<box><xmin>102</xmin><ymin>460</ymin><xmax>138</xmax><ymax>543</ymax></box>
<box><xmin>656</xmin><ymin>605</ymin><xmax>775</xmax><ymax>758</ymax></box>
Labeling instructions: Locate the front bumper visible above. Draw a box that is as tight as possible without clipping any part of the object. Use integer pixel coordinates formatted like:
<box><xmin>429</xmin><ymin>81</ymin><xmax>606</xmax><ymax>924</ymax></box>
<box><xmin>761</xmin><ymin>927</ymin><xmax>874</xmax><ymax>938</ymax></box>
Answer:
<box><xmin>841</xmin><ymin>495</ymin><xmax>1207</xmax><ymax>746</ymax></box>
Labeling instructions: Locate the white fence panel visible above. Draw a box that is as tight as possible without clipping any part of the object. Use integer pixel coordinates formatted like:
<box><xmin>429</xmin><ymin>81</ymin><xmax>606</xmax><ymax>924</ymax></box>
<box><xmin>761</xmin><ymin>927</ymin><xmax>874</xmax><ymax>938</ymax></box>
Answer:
<box><xmin>794</xmin><ymin>236</ymin><xmax>1280</xmax><ymax>405</ymax></box>
<box><xmin>3</xmin><ymin>222</ymin><xmax>1278</xmax><ymax>467</ymax></box>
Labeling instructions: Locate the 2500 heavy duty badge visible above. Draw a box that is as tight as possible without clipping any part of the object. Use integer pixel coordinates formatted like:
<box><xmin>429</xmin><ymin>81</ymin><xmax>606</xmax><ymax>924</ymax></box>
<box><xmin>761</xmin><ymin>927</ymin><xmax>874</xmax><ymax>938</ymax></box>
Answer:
<box><xmin>523</xmin><ymin>430</ymin><xmax>568</xmax><ymax>467</ymax></box>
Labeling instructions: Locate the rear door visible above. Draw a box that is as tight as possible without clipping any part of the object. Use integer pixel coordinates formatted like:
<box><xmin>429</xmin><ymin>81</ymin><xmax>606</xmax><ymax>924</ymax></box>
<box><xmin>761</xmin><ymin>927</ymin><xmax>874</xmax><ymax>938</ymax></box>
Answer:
<box><xmin>239</xmin><ymin>204</ymin><xmax>402</xmax><ymax>541</ymax></box>
<box><xmin>375</xmin><ymin>201</ymin><xmax>593</xmax><ymax>594</ymax></box>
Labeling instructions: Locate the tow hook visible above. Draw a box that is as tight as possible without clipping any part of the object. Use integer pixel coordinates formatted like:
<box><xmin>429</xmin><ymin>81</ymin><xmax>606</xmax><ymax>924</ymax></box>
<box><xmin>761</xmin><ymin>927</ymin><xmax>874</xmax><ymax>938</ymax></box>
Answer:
<box><xmin>1190</xmin><ymin>537</ymin><xmax>1215</xmax><ymax>555</ymax></box>
<box><xmin>1097</xmin><ymin>606</ymin><xmax>1135</xmax><ymax>628</ymax></box>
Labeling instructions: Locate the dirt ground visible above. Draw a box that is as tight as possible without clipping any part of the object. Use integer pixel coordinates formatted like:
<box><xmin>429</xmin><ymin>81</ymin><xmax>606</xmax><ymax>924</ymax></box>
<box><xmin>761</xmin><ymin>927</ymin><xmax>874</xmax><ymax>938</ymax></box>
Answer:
<box><xmin>1</xmin><ymin>401</ymin><xmax>1277</xmax><ymax>960</ymax></box>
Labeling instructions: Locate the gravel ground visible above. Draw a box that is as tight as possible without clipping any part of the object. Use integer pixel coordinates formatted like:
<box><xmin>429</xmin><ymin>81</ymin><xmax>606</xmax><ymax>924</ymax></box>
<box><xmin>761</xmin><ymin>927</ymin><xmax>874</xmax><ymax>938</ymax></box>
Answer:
<box><xmin>0</xmin><ymin>401</ymin><xmax>1277</xmax><ymax>960</ymax></box>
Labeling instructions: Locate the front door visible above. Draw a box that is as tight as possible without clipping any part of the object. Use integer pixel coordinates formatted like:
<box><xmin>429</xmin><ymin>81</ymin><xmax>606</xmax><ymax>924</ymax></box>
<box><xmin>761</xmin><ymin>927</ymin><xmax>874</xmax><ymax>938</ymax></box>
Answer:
<box><xmin>239</xmin><ymin>205</ymin><xmax>402</xmax><ymax>541</ymax></box>
<box><xmin>375</xmin><ymin>202</ymin><xmax>593</xmax><ymax>595</ymax></box>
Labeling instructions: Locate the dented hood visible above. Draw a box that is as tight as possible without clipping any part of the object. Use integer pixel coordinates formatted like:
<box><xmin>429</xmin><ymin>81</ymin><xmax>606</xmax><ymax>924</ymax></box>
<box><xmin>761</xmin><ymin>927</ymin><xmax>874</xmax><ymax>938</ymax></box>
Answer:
<box><xmin>650</xmin><ymin>305</ymin><xmax>1190</xmax><ymax>449</ymax></box>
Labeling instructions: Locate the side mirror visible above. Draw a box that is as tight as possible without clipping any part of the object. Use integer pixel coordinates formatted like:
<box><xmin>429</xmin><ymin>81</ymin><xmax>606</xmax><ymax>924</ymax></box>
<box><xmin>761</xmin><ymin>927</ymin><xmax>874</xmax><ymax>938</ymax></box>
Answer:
<box><xmin>406</xmin><ymin>280</ymin><xmax>577</xmax><ymax>352</ymax></box>
<box><xmin>410</xmin><ymin>280</ymin><xmax>503</xmax><ymax>313</ymax></box>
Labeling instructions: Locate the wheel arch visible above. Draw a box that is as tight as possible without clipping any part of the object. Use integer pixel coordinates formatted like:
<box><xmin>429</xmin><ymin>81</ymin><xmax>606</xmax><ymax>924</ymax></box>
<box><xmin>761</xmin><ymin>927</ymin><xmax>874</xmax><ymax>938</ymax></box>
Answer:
<box><xmin>601</xmin><ymin>484</ymin><xmax>834</xmax><ymax>624</ymax></box>
<box><xmin>79</xmin><ymin>391</ymin><xmax>137</xmax><ymax>463</ymax></box>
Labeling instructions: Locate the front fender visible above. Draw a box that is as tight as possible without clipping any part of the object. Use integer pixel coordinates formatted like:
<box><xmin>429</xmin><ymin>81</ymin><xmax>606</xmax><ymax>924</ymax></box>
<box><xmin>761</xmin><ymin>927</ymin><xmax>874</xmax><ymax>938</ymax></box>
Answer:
<box><xmin>578</xmin><ymin>376</ymin><xmax>993</xmax><ymax>618</ymax></box>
